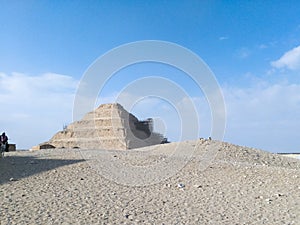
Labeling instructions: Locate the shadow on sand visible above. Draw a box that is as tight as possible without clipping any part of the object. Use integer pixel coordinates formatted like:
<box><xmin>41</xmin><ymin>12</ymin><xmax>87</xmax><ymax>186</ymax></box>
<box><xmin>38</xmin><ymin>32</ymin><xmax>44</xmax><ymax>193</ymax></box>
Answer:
<box><xmin>0</xmin><ymin>154</ymin><xmax>85</xmax><ymax>185</ymax></box>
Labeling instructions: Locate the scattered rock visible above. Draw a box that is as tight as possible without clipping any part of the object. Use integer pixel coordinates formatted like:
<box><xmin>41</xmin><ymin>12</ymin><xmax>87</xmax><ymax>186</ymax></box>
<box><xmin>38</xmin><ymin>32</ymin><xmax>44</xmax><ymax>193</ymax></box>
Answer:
<box><xmin>177</xmin><ymin>183</ymin><xmax>185</xmax><ymax>189</ymax></box>
<box><xmin>128</xmin><ymin>215</ymin><xmax>133</xmax><ymax>220</ymax></box>
<box><xmin>265</xmin><ymin>198</ymin><xmax>272</xmax><ymax>203</ymax></box>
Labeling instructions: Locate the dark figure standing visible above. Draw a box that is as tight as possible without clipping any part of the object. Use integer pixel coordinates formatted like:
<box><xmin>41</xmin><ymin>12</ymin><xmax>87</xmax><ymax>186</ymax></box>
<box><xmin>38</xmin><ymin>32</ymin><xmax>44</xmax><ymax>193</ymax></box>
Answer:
<box><xmin>0</xmin><ymin>132</ymin><xmax>9</xmax><ymax>152</ymax></box>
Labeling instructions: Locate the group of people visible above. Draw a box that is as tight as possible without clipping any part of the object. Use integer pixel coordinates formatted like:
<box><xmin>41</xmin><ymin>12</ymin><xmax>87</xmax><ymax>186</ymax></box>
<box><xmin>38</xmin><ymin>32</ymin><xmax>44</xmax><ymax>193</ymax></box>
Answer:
<box><xmin>0</xmin><ymin>132</ymin><xmax>9</xmax><ymax>152</ymax></box>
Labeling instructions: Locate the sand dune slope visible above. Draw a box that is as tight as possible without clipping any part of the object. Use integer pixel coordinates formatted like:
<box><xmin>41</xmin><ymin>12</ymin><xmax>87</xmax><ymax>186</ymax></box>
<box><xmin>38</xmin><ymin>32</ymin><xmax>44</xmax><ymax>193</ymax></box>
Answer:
<box><xmin>0</xmin><ymin>140</ymin><xmax>299</xmax><ymax>224</ymax></box>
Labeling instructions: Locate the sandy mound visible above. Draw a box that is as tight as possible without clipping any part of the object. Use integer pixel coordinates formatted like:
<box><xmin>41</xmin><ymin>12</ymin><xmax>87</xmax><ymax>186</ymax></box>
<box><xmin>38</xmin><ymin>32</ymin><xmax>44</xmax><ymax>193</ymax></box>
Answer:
<box><xmin>1</xmin><ymin>139</ymin><xmax>299</xmax><ymax>224</ymax></box>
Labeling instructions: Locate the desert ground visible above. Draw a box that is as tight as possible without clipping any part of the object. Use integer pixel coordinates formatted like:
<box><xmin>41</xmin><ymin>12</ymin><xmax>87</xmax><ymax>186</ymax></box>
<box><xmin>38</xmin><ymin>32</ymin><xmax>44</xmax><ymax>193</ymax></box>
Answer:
<box><xmin>0</xmin><ymin>139</ymin><xmax>299</xmax><ymax>224</ymax></box>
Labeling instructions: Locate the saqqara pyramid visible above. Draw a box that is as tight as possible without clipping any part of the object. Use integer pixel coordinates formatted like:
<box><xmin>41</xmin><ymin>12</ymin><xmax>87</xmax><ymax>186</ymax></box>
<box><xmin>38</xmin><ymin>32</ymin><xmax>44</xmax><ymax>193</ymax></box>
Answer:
<box><xmin>38</xmin><ymin>103</ymin><xmax>165</xmax><ymax>150</ymax></box>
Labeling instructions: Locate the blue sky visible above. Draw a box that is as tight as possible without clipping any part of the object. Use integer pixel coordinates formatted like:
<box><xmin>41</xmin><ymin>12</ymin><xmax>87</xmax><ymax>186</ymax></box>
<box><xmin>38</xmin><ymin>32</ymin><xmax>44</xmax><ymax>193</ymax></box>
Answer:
<box><xmin>1</xmin><ymin>1</ymin><xmax>300</xmax><ymax>152</ymax></box>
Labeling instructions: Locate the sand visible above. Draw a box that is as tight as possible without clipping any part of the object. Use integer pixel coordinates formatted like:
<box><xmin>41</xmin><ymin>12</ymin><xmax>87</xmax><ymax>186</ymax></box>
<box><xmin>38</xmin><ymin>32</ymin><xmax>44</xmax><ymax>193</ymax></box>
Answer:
<box><xmin>0</xmin><ymin>139</ymin><xmax>299</xmax><ymax>224</ymax></box>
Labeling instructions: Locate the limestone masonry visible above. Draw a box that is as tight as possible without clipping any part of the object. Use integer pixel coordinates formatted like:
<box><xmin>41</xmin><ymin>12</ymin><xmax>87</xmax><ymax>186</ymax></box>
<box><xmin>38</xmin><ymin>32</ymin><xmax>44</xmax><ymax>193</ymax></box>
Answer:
<box><xmin>36</xmin><ymin>103</ymin><xmax>165</xmax><ymax>150</ymax></box>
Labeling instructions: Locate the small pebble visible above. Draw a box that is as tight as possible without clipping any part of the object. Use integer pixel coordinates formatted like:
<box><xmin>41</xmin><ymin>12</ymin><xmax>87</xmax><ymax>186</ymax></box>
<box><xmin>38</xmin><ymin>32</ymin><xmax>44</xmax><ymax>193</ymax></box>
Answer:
<box><xmin>128</xmin><ymin>215</ymin><xmax>133</xmax><ymax>220</ymax></box>
<box><xmin>177</xmin><ymin>183</ymin><xmax>185</xmax><ymax>188</ymax></box>
<box><xmin>265</xmin><ymin>198</ymin><xmax>272</xmax><ymax>203</ymax></box>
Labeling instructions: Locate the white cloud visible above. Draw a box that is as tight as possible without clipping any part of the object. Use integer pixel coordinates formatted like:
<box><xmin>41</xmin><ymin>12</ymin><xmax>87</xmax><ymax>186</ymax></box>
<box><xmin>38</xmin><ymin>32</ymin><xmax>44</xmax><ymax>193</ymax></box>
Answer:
<box><xmin>96</xmin><ymin>79</ymin><xmax>300</xmax><ymax>153</ymax></box>
<box><xmin>3</xmin><ymin>71</ymin><xmax>299</xmax><ymax>153</ymax></box>
<box><xmin>0</xmin><ymin>72</ymin><xmax>78</xmax><ymax>149</ymax></box>
<box><xmin>271</xmin><ymin>45</ymin><xmax>300</xmax><ymax>70</ymax></box>
<box><xmin>223</xmin><ymin>82</ymin><xmax>300</xmax><ymax>153</ymax></box>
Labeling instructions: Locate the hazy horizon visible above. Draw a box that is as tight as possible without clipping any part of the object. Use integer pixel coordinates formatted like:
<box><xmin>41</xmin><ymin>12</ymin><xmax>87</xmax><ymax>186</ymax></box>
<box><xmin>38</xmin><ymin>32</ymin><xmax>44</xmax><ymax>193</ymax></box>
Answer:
<box><xmin>1</xmin><ymin>1</ymin><xmax>300</xmax><ymax>153</ymax></box>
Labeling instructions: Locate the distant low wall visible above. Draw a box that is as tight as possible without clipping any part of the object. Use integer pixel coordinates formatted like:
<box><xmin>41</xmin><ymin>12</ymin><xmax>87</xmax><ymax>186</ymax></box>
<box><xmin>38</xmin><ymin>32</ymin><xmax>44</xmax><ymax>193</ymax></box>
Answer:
<box><xmin>278</xmin><ymin>153</ymin><xmax>300</xmax><ymax>160</ymax></box>
<box><xmin>8</xmin><ymin>144</ymin><xmax>16</xmax><ymax>151</ymax></box>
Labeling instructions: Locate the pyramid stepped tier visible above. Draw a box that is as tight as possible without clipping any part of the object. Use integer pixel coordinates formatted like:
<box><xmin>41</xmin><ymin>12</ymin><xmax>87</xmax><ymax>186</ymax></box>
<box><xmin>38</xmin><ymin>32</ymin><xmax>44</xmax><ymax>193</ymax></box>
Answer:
<box><xmin>39</xmin><ymin>103</ymin><xmax>165</xmax><ymax>150</ymax></box>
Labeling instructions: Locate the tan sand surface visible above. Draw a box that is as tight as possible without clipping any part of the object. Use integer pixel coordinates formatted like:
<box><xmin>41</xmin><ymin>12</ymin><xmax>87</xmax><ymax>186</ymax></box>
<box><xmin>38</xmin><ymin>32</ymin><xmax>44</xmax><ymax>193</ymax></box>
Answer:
<box><xmin>1</xmin><ymin>140</ymin><xmax>299</xmax><ymax>224</ymax></box>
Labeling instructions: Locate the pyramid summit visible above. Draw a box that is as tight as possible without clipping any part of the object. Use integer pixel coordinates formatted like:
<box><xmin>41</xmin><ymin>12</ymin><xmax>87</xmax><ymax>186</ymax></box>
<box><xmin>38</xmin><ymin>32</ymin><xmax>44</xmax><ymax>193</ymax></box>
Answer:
<box><xmin>36</xmin><ymin>103</ymin><xmax>165</xmax><ymax>150</ymax></box>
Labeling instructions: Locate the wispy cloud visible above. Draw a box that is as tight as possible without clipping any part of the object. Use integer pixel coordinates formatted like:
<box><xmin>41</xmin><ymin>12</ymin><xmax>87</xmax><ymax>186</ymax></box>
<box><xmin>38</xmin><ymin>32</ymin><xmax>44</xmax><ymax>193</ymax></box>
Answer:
<box><xmin>223</xmin><ymin>81</ymin><xmax>300</xmax><ymax>152</ymax></box>
<box><xmin>271</xmin><ymin>45</ymin><xmax>300</xmax><ymax>71</ymax></box>
<box><xmin>258</xmin><ymin>44</ymin><xmax>268</xmax><ymax>49</ymax></box>
<box><xmin>2</xmin><ymin>72</ymin><xmax>299</xmax><ymax>153</ymax></box>
<box><xmin>0</xmin><ymin>72</ymin><xmax>78</xmax><ymax>148</ymax></box>
<box><xmin>236</xmin><ymin>47</ymin><xmax>251</xmax><ymax>59</ymax></box>
<box><xmin>219</xmin><ymin>36</ymin><xmax>229</xmax><ymax>41</ymax></box>
<box><xmin>99</xmin><ymin>79</ymin><xmax>300</xmax><ymax>153</ymax></box>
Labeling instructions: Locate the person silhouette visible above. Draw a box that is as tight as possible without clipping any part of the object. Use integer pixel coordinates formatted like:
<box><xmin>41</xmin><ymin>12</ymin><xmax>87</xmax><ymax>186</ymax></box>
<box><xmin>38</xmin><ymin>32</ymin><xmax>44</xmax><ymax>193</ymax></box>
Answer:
<box><xmin>0</xmin><ymin>132</ymin><xmax>8</xmax><ymax>152</ymax></box>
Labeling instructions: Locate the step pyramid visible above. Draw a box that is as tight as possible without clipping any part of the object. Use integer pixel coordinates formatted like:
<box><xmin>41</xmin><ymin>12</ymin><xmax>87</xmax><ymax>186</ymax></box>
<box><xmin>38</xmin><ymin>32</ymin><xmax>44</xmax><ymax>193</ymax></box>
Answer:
<box><xmin>39</xmin><ymin>103</ymin><xmax>165</xmax><ymax>150</ymax></box>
